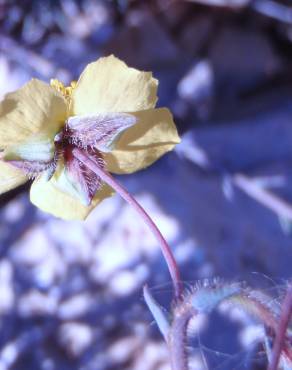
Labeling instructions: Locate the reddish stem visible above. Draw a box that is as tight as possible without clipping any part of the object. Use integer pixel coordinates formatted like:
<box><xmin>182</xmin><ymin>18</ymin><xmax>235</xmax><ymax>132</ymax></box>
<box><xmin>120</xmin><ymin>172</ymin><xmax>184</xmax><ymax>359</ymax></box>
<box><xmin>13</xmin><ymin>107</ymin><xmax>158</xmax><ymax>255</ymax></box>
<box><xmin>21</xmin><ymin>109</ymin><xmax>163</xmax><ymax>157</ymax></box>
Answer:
<box><xmin>73</xmin><ymin>147</ymin><xmax>182</xmax><ymax>300</ymax></box>
<box><xmin>268</xmin><ymin>286</ymin><xmax>292</xmax><ymax>370</ymax></box>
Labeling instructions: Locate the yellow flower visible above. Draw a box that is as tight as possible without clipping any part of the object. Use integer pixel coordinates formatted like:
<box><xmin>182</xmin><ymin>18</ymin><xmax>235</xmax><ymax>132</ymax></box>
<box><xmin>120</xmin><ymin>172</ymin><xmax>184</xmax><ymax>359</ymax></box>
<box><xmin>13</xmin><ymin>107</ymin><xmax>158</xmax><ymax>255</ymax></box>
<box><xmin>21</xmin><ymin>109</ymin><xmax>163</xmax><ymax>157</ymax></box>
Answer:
<box><xmin>0</xmin><ymin>55</ymin><xmax>180</xmax><ymax>220</ymax></box>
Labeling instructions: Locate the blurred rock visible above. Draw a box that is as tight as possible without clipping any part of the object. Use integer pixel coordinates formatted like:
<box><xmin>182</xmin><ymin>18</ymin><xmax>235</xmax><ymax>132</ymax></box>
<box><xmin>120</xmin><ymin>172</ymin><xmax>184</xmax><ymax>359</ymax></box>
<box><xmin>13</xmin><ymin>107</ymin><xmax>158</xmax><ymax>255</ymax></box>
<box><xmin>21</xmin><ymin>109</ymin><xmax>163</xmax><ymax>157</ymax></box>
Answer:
<box><xmin>18</xmin><ymin>290</ymin><xmax>58</xmax><ymax>317</ymax></box>
<box><xmin>178</xmin><ymin>59</ymin><xmax>214</xmax><ymax>119</ymax></box>
<box><xmin>186</xmin><ymin>0</ymin><xmax>250</xmax><ymax>7</ymax></box>
<box><xmin>156</xmin><ymin>1</ymin><xmax>192</xmax><ymax>29</ymax></box>
<box><xmin>251</xmin><ymin>0</ymin><xmax>292</xmax><ymax>26</ymax></box>
<box><xmin>239</xmin><ymin>325</ymin><xmax>264</xmax><ymax>348</ymax></box>
<box><xmin>10</xmin><ymin>227</ymin><xmax>65</xmax><ymax>288</ymax></box>
<box><xmin>132</xmin><ymin>341</ymin><xmax>169</xmax><ymax>370</ymax></box>
<box><xmin>89</xmin><ymin>194</ymin><xmax>179</xmax><ymax>284</ymax></box>
<box><xmin>105</xmin><ymin>9</ymin><xmax>180</xmax><ymax>68</ymax></box>
<box><xmin>2</xmin><ymin>197</ymin><xmax>26</xmax><ymax>223</ymax></box>
<box><xmin>108</xmin><ymin>265</ymin><xmax>149</xmax><ymax>297</ymax></box>
<box><xmin>58</xmin><ymin>293</ymin><xmax>92</xmax><ymax>320</ymax></box>
<box><xmin>58</xmin><ymin>322</ymin><xmax>93</xmax><ymax>357</ymax></box>
<box><xmin>104</xmin><ymin>331</ymin><xmax>170</xmax><ymax>369</ymax></box>
<box><xmin>179</xmin><ymin>15</ymin><xmax>213</xmax><ymax>56</ymax></box>
<box><xmin>0</xmin><ymin>341</ymin><xmax>19</xmax><ymax>370</ymax></box>
<box><xmin>21</xmin><ymin>14</ymin><xmax>46</xmax><ymax>45</ymax></box>
<box><xmin>41</xmin><ymin>35</ymin><xmax>96</xmax><ymax>75</ymax></box>
<box><xmin>45</xmin><ymin>220</ymin><xmax>93</xmax><ymax>265</ymax></box>
<box><xmin>177</xmin><ymin>98</ymin><xmax>292</xmax><ymax>172</ymax></box>
<box><xmin>0</xmin><ymin>261</ymin><xmax>14</xmax><ymax>314</ymax></box>
<box><xmin>0</xmin><ymin>35</ymin><xmax>69</xmax><ymax>81</ymax></box>
<box><xmin>209</xmin><ymin>26</ymin><xmax>283</xmax><ymax>96</ymax></box>
<box><xmin>108</xmin><ymin>336</ymin><xmax>140</xmax><ymax>366</ymax></box>
<box><xmin>65</xmin><ymin>1</ymin><xmax>110</xmax><ymax>40</ymax></box>
<box><xmin>0</xmin><ymin>57</ymin><xmax>29</xmax><ymax>100</ymax></box>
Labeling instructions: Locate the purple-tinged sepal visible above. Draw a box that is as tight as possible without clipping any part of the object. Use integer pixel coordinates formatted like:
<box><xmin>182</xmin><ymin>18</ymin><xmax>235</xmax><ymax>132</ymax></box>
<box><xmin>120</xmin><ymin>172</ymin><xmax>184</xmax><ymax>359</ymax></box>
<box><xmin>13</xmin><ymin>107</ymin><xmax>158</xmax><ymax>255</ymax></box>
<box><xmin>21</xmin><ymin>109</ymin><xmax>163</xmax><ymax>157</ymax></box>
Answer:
<box><xmin>59</xmin><ymin>146</ymin><xmax>105</xmax><ymax>206</ymax></box>
<box><xmin>4</xmin><ymin>159</ymin><xmax>55</xmax><ymax>180</ymax></box>
<box><xmin>66</xmin><ymin>113</ymin><xmax>137</xmax><ymax>152</ymax></box>
<box><xmin>3</xmin><ymin>135</ymin><xmax>56</xmax><ymax>179</ymax></box>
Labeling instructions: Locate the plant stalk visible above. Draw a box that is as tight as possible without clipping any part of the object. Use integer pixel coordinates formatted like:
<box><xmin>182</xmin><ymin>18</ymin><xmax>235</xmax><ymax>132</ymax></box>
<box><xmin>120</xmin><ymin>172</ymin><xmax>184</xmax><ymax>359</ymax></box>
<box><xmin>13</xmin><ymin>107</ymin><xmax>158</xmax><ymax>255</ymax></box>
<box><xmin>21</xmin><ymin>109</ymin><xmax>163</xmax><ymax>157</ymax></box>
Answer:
<box><xmin>73</xmin><ymin>147</ymin><xmax>182</xmax><ymax>300</ymax></box>
<box><xmin>168</xmin><ymin>308</ymin><xmax>193</xmax><ymax>370</ymax></box>
<box><xmin>268</xmin><ymin>286</ymin><xmax>292</xmax><ymax>370</ymax></box>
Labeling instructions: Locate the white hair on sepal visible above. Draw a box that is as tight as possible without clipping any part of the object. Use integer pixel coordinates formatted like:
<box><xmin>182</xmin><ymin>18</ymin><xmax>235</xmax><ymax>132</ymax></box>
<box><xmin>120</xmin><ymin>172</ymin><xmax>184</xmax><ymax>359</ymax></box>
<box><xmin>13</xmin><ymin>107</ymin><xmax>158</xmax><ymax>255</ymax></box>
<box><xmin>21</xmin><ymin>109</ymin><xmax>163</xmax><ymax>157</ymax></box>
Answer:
<box><xmin>66</xmin><ymin>112</ymin><xmax>138</xmax><ymax>152</ymax></box>
<box><xmin>62</xmin><ymin>147</ymin><xmax>106</xmax><ymax>206</ymax></box>
<box><xmin>174</xmin><ymin>278</ymin><xmax>243</xmax><ymax>315</ymax></box>
<box><xmin>5</xmin><ymin>159</ymin><xmax>55</xmax><ymax>180</ymax></box>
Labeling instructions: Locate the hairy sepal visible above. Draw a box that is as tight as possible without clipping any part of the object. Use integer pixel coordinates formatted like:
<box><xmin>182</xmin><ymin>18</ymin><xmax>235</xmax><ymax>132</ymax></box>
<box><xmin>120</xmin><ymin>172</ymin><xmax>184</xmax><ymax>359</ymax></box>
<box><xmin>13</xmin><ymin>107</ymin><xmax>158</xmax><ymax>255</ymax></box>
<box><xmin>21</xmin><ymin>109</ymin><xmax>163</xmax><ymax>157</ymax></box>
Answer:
<box><xmin>4</xmin><ymin>136</ymin><xmax>55</xmax><ymax>162</ymax></box>
<box><xmin>66</xmin><ymin>112</ymin><xmax>137</xmax><ymax>152</ymax></box>
<box><xmin>3</xmin><ymin>135</ymin><xmax>56</xmax><ymax>179</ymax></box>
<box><xmin>188</xmin><ymin>280</ymin><xmax>242</xmax><ymax>313</ymax></box>
<box><xmin>5</xmin><ymin>159</ymin><xmax>55</xmax><ymax>179</ymax></box>
<box><xmin>63</xmin><ymin>146</ymin><xmax>104</xmax><ymax>206</ymax></box>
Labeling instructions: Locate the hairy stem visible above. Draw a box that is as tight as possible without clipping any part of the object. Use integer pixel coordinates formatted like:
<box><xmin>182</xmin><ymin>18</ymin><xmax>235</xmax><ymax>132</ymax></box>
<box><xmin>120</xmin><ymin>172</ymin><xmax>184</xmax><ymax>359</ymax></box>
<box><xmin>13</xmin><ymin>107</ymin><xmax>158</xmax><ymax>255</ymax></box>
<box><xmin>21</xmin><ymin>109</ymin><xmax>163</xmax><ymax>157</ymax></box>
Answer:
<box><xmin>73</xmin><ymin>147</ymin><xmax>182</xmax><ymax>299</ymax></box>
<box><xmin>268</xmin><ymin>286</ymin><xmax>292</xmax><ymax>370</ymax></box>
<box><xmin>168</xmin><ymin>307</ymin><xmax>193</xmax><ymax>370</ymax></box>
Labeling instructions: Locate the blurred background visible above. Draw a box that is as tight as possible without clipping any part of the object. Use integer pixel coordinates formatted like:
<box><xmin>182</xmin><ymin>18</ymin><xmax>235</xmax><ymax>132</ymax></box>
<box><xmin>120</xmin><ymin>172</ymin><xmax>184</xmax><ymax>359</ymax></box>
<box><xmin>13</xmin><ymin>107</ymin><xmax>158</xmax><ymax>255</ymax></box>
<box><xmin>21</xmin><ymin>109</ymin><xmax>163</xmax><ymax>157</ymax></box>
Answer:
<box><xmin>0</xmin><ymin>0</ymin><xmax>292</xmax><ymax>369</ymax></box>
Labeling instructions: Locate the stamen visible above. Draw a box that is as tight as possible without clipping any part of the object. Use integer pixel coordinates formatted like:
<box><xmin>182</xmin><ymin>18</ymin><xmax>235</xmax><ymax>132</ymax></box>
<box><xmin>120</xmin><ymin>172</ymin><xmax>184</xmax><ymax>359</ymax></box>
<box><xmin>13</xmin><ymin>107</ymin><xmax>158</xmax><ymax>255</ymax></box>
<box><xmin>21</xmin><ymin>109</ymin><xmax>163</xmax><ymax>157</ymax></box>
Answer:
<box><xmin>50</xmin><ymin>79</ymin><xmax>77</xmax><ymax>100</ymax></box>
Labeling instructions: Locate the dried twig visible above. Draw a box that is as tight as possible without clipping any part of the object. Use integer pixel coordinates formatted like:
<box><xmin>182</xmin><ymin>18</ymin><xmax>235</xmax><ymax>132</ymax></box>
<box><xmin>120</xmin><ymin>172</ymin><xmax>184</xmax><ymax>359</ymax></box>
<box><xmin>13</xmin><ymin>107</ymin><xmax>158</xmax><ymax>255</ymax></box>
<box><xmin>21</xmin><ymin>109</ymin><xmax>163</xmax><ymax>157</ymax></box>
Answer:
<box><xmin>251</xmin><ymin>0</ymin><xmax>292</xmax><ymax>25</ymax></box>
<box><xmin>185</xmin><ymin>0</ymin><xmax>249</xmax><ymax>8</ymax></box>
<box><xmin>0</xmin><ymin>35</ymin><xmax>69</xmax><ymax>80</ymax></box>
<box><xmin>177</xmin><ymin>132</ymin><xmax>292</xmax><ymax>223</ymax></box>
<box><xmin>233</xmin><ymin>174</ymin><xmax>292</xmax><ymax>222</ymax></box>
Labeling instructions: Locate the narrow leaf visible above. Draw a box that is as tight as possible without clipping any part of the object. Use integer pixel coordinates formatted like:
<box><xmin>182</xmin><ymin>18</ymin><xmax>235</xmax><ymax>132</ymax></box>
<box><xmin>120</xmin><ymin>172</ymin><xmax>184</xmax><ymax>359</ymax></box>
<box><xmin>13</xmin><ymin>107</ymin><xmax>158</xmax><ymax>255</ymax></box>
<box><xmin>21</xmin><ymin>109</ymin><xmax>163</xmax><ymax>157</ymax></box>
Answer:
<box><xmin>143</xmin><ymin>285</ymin><xmax>170</xmax><ymax>340</ymax></box>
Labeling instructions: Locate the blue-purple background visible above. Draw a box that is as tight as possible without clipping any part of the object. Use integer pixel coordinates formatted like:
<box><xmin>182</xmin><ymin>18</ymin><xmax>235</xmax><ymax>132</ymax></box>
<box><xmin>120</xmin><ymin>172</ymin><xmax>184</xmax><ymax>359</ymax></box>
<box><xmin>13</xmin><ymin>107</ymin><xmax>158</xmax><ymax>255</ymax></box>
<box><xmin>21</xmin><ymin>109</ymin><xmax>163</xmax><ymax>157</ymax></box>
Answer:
<box><xmin>0</xmin><ymin>1</ymin><xmax>291</xmax><ymax>369</ymax></box>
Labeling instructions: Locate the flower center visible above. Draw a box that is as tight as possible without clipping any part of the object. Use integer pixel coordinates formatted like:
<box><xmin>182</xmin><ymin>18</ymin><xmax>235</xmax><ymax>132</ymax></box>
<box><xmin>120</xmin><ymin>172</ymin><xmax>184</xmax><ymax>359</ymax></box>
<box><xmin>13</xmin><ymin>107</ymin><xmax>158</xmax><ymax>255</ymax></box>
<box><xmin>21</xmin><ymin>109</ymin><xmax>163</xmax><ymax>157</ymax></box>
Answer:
<box><xmin>52</xmin><ymin>122</ymin><xmax>105</xmax><ymax>206</ymax></box>
<box><xmin>4</xmin><ymin>108</ymin><xmax>137</xmax><ymax>206</ymax></box>
<box><xmin>54</xmin><ymin>122</ymin><xmax>104</xmax><ymax>164</ymax></box>
<box><xmin>50</xmin><ymin>79</ymin><xmax>77</xmax><ymax>101</ymax></box>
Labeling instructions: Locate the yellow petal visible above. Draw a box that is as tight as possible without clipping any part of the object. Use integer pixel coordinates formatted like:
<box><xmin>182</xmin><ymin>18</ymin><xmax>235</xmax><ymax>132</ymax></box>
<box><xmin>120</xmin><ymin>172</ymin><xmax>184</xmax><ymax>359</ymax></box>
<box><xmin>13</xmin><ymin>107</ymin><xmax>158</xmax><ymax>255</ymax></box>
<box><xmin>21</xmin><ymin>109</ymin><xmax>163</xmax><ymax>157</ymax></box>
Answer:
<box><xmin>0</xmin><ymin>79</ymin><xmax>67</xmax><ymax>149</ymax></box>
<box><xmin>104</xmin><ymin>108</ymin><xmax>180</xmax><ymax>174</ymax></box>
<box><xmin>0</xmin><ymin>160</ymin><xmax>27</xmax><ymax>195</ymax></box>
<box><xmin>71</xmin><ymin>55</ymin><xmax>158</xmax><ymax>115</ymax></box>
<box><xmin>30</xmin><ymin>175</ymin><xmax>114</xmax><ymax>220</ymax></box>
